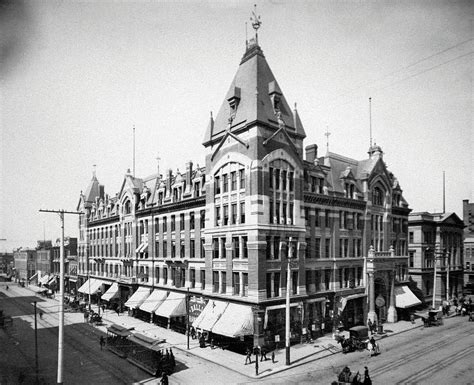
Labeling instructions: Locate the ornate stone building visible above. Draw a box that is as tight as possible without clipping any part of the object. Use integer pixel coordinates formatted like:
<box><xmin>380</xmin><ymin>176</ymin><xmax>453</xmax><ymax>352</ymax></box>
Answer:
<box><xmin>463</xmin><ymin>199</ymin><xmax>474</xmax><ymax>284</ymax></box>
<box><xmin>77</xmin><ymin>22</ymin><xmax>411</xmax><ymax>350</ymax></box>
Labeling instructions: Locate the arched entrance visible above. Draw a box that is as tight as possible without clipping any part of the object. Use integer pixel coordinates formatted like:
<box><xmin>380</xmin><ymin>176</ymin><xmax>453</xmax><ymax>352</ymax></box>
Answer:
<box><xmin>374</xmin><ymin>276</ymin><xmax>388</xmax><ymax>323</ymax></box>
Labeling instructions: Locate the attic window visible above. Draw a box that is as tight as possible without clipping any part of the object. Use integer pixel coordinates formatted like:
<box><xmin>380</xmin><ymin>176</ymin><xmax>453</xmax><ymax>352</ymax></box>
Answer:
<box><xmin>227</xmin><ymin>87</ymin><xmax>241</xmax><ymax>112</ymax></box>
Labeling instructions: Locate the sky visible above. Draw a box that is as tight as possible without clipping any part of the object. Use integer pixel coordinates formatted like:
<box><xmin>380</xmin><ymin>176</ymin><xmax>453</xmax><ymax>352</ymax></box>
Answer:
<box><xmin>1</xmin><ymin>0</ymin><xmax>472</xmax><ymax>252</ymax></box>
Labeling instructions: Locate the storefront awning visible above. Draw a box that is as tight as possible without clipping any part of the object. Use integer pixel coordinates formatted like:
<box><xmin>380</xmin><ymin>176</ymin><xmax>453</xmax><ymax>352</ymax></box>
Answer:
<box><xmin>155</xmin><ymin>292</ymin><xmax>186</xmax><ymax>318</ymax></box>
<box><xmin>101</xmin><ymin>283</ymin><xmax>120</xmax><ymax>302</ymax></box>
<box><xmin>211</xmin><ymin>303</ymin><xmax>254</xmax><ymax>337</ymax></box>
<box><xmin>139</xmin><ymin>290</ymin><xmax>168</xmax><ymax>313</ymax></box>
<box><xmin>395</xmin><ymin>285</ymin><xmax>422</xmax><ymax>308</ymax></box>
<box><xmin>39</xmin><ymin>274</ymin><xmax>50</xmax><ymax>285</ymax></box>
<box><xmin>28</xmin><ymin>273</ymin><xmax>39</xmax><ymax>282</ymax></box>
<box><xmin>192</xmin><ymin>299</ymin><xmax>228</xmax><ymax>331</ymax></box>
<box><xmin>77</xmin><ymin>279</ymin><xmax>105</xmax><ymax>295</ymax></box>
<box><xmin>47</xmin><ymin>275</ymin><xmax>57</xmax><ymax>285</ymax></box>
<box><xmin>124</xmin><ymin>287</ymin><xmax>151</xmax><ymax>309</ymax></box>
<box><xmin>339</xmin><ymin>293</ymin><xmax>367</xmax><ymax>313</ymax></box>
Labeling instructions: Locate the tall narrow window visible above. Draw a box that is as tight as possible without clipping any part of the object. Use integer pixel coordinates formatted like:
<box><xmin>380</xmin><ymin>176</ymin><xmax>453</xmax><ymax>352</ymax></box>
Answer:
<box><xmin>239</xmin><ymin>169</ymin><xmax>245</xmax><ymax>189</ymax></box>
<box><xmin>190</xmin><ymin>212</ymin><xmax>195</xmax><ymax>230</ymax></box>
<box><xmin>190</xmin><ymin>239</ymin><xmax>195</xmax><ymax>258</ymax></box>
<box><xmin>242</xmin><ymin>236</ymin><xmax>248</xmax><ymax>258</ymax></box>
<box><xmin>213</xmin><ymin>271</ymin><xmax>219</xmax><ymax>292</ymax></box>
<box><xmin>240</xmin><ymin>202</ymin><xmax>245</xmax><ymax>224</ymax></box>
<box><xmin>231</xmin><ymin>171</ymin><xmax>237</xmax><ymax>190</ymax></box>
<box><xmin>200</xmin><ymin>269</ymin><xmax>206</xmax><ymax>290</ymax></box>
<box><xmin>212</xmin><ymin>238</ymin><xmax>219</xmax><ymax>259</ymax></box>
<box><xmin>233</xmin><ymin>272</ymin><xmax>240</xmax><ymax>295</ymax></box>
<box><xmin>215</xmin><ymin>176</ymin><xmax>221</xmax><ymax>195</ymax></box>
<box><xmin>223</xmin><ymin>205</ymin><xmax>229</xmax><ymax>225</ymax></box>
<box><xmin>223</xmin><ymin>174</ymin><xmax>228</xmax><ymax>193</ymax></box>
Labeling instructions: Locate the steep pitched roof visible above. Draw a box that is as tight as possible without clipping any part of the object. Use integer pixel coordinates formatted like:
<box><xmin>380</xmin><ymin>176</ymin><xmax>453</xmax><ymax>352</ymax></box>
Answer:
<box><xmin>203</xmin><ymin>43</ymin><xmax>306</xmax><ymax>144</ymax></box>
<box><xmin>83</xmin><ymin>173</ymin><xmax>101</xmax><ymax>204</ymax></box>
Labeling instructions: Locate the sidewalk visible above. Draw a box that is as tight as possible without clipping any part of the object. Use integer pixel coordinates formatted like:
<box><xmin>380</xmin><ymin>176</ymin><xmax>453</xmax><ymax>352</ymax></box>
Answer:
<box><xmin>90</xmin><ymin>304</ymin><xmax>424</xmax><ymax>381</ymax></box>
<box><xmin>15</xmin><ymin>284</ymin><xmax>424</xmax><ymax>381</ymax></box>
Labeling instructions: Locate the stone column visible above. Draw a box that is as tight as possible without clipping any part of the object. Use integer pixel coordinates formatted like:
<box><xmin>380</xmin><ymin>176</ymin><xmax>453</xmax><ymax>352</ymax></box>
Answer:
<box><xmin>252</xmin><ymin>307</ymin><xmax>265</xmax><ymax>348</ymax></box>
<box><xmin>387</xmin><ymin>271</ymin><xmax>397</xmax><ymax>323</ymax></box>
<box><xmin>367</xmin><ymin>272</ymin><xmax>377</xmax><ymax>324</ymax></box>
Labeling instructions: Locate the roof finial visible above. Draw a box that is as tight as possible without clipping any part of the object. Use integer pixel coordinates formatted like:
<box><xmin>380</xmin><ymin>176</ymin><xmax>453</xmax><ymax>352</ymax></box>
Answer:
<box><xmin>369</xmin><ymin>97</ymin><xmax>373</xmax><ymax>149</ymax></box>
<box><xmin>156</xmin><ymin>153</ymin><xmax>161</xmax><ymax>178</ymax></box>
<box><xmin>325</xmin><ymin>125</ymin><xmax>331</xmax><ymax>152</ymax></box>
<box><xmin>250</xmin><ymin>4</ymin><xmax>262</xmax><ymax>45</ymax></box>
<box><xmin>92</xmin><ymin>164</ymin><xmax>97</xmax><ymax>178</ymax></box>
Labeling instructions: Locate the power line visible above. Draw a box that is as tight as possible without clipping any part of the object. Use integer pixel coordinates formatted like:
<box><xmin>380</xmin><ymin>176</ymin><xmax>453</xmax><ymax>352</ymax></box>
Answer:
<box><xmin>317</xmin><ymin>38</ymin><xmax>473</xmax><ymax>110</ymax></box>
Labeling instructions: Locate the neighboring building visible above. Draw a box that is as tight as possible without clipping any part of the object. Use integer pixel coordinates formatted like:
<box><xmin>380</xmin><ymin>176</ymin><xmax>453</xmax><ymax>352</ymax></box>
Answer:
<box><xmin>0</xmin><ymin>252</ymin><xmax>14</xmax><ymax>276</ymax></box>
<box><xmin>13</xmin><ymin>248</ymin><xmax>37</xmax><ymax>283</ymax></box>
<box><xmin>77</xmin><ymin>21</ymin><xmax>412</xmax><ymax>349</ymax></box>
<box><xmin>408</xmin><ymin>212</ymin><xmax>465</xmax><ymax>305</ymax></box>
<box><xmin>463</xmin><ymin>200</ymin><xmax>474</xmax><ymax>284</ymax></box>
<box><xmin>36</xmin><ymin>240</ymin><xmax>53</xmax><ymax>278</ymax></box>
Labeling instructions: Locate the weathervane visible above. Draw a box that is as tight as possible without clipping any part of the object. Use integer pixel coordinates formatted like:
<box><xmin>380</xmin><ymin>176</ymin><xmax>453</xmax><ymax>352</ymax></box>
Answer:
<box><xmin>250</xmin><ymin>4</ymin><xmax>262</xmax><ymax>44</ymax></box>
<box><xmin>325</xmin><ymin>125</ymin><xmax>331</xmax><ymax>152</ymax></box>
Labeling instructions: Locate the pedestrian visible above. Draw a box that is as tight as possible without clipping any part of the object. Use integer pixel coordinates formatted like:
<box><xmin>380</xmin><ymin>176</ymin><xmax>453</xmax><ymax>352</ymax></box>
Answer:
<box><xmin>100</xmin><ymin>336</ymin><xmax>105</xmax><ymax>350</ymax></box>
<box><xmin>410</xmin><ymin>314</ymin><xmax>415</xmax><ymax>324</ymax></box>
<box><xmin>363</xmin><ymin>366</ymin><xmax>372</xmax><ymax>385</ymax></box>
<box><xmin>101</xmin><ymin>304</ymin><xmax>106</xmax><ymax>314</ymax></box>
<box><xmin>169</xmin><ymin>348</ymin><xmax>175</xmax><ymax>368</ymax></box>
<box><xmin>260</xmin><ymin>346</ymin><xmax>267</xmax><ymax>361</ymax></box>
<box><xmin>84</xmin><ymin>311</ymin><xmax>89</xmax><ymax>323</ymax></box>
<box><xmin>6</xmin><ymin>285</ymin><xmax>9</xmax><ymax>290</ymax></box>
<box><xmin>245</xmin><ymin>348</ymin><xmax>252</xmax><ymax>365</ymax></box>
<box><xmin>160</xmin><ymin>373</ymin><xmax>168</xmax><ymax>385</ymax></box>
<box><xmin>39</xmin><ymin>311</ymin><xmax>43</xmax><ymax>319</ymax></box>
<box><xmin>115</xmin><ymin>307</ymin><xmax>120</xmax><ymax>316</ymax></box>
<box><xmin>271</xmin><ymin>351</ymin><xmax>275</xmax><ymax>363</ymax></box>
<box><xmin>367</xmin><ymin>319</ymin><xmax>373</xmax><ymax>333</ymax></box>
<box><xmin>255</xmin><ymin>356</ymin><xmax>259</xmax><ymax>376</ymax></box>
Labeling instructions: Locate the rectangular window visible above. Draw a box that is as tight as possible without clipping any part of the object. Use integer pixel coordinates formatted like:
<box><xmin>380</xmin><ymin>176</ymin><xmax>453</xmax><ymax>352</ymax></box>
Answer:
<box><xmin>242</xmin><ymin>236</ymin><xmax>248</xmax><ymax>258</ymax></box>
<box><xmin>269</xmin><ymin>167</ymin><xmax>273</xmax><ymax>188</ymax></box>
<box><xmin>194</xmin><ymin>182</ymin><xmax>200</xmax><ymax>197</ymax></box>
<box><xmin>275</xmin><ymin>169</ymin><xmax>280</xmax><ymax>189</ymax></box>
<box><xmin>180</xmin><ymin>213</ymin><xmax>185</xmax><ymax>231</ymax></box>
<box><xmin>163</xmin><ymin>267</ymin><xmax>168</xmax><ymax>285</ymax></box>
<box><xmin>155</xmin><ymin>241</ymin><xmax>160</xmax><ymax>259</ymax></box>
<box><xmin>231</xmin><ymin>203</ymin><xmax>237</xmax><ymax>225</ymax></box>
<box><xmin>266</xmin><ymin>236</ymin><xmax>272</xmax><ymax>259</ymax></box>
<box><xmin>282</xmin><ymin>170</ymin><xmax>287</xmax><ymax>190</ymax></box>
<box><xmin>270</xmin><ymin>200</ymin><xmax>274</xmax><ymax>224</ymax></box>
<box><xmin>233</xmin><ymin>272</ymin><xmax>240</xmax><ymax>295</ymax></box>
<box><xmin>200</xmin><ymin>210</ymin><xmax>205</xmax><ymax>229</ymax></box>
<box><xmin>409</xmin><ymin>231</ymin><xmax>414</xmax><ymax>243</ymax></box>
<box><xmin>305</xmin><ymin>207</ymin><xmax>310</xmax><ymax>226</ymax></box>
<box><xmin>344</xmin><ymin>239</ymin><xmax>349</xmax><ymax>258</ymax></box>
<box><xmin>223</xmin><ymin>205</ymin><xmax>229</xmax><ymax>225</ymax></box>
<box><xmin>231</xmin><ymin>171</ymin><xmax>237</xmax><ymax>190</ymax></box>
<box><xmin>221</xmin><ymin>272</ymin><xmax>226</xmax><ymax>294</ymax></box>
<box><xmin>315</xmin><ymin>238</ymin><xmax>321</xmax><ymax>259</ymax></box>
<box><xmin>233</xmin><ymin>237</ymin><xmax>240</xmax><ymax>259</ymax></box>
<box><xmin>190</xmin><ymin>239</ymin><xmax>195</xmax><ymax>258</ymax></box>
<box><xmin>292</xmin><ymin>271</ymin><xmax>298</xmax><ymax>294</ymax></box>
<box><xmin>190</xmin><ymin>268</ymin><xmax>195</xmax><ymax>288</ymax></box>
<box><xmin>171</xmin><ymin>241</ymin><xmax>176</xmax><ymax>258</ymax></box>
<box><xmin>155</xmin><ymin>266</ymin><xmax>159</xmax><ymax>283</ymax></box>
<box><xmin>220</xmin><ymin>237</ymin><xmax>227</xmax><ymax>259</ymax></box>
<box><xmin>171</xmin><ymin>215</ymin><xmax>175</xmax><ymax>232</ymax></box>
<box><xmin>266</xmin><ymin>273</ymin><xmax>272</xmax><ymax>298</ymax></box>
<box><xmin>200</xmin><ymin>238</ymin><xmax>205</xmax><ymax>258</ymax></box>
<box><xmin>409</xmin><ymin>251</ymin><xmax>414</xmax><ymax>268</ymax></box>
<box><xmin>215</xmin><ymin>206</ymin><xmax>221</xmax><ymax>226</ymax></box>
<box><xmin>163</xmin><ymin>216</ymin><xmax>167</xmax><ymax>232</ymax></box>
<box><xmin>274</xmin><ymin>272</ymin><xmax>280</xmax><ymax>297</ymax></box>
<box><xmin>223</xmin><ymin>174</ymin><xmax>228</xmax><ymax>193</ymax></box>
<box><xmin>239</xmin><ymin>169</ymin><xmax>245</xmax><ymax>189</ymax></box>
<box><xmin>325</xmin><ymin>210</ymin><xmax>330</xmax><ymax>227</ymax></box>
<box><xmin>215</xmin><ymin>176</ymin><xmax>221</xmax><ymax>195</ymax></box>
<box><xmin>305</xmin><ymin>237</ymin><xmax>311</xmax><ymax>259</ymax></box>
<box><xmin>200</xmin><ymin>269</ymin><xmax>205</xmax><ymax>290</ymax></box>
<box><xmin>163</xmin><ymin>241</ymin><xmax>167</xmax><ymax>258</ymax></box>
<box><xmin>242</xmin><ymin>273</ymin><xmax>248</xmax><ymax>296</ymax></box>
<box><xmin>325</xmin><ymin>238</ymin><xmax>330</xmax><ymax>258</ymax></box>
<box><xmin>212</xmin><ymin>238</ymin><xmax>219</xmax><ymax>259</ymax></box>
<box><xmin>289</xmin><ymin>172</ymin><xmax>294</xmax><ymax>192</ymax></box>
<box><xmin>315</xmin><ymin>209</ymin><xmax>320</xmax><ymax>227</ymax></box>
<box><xmin>240</xmin><ymin>202</ymin><xmax>245</xmax><ymax>224</ymax></box>
<box><xmin>190</xmin><ymin>212</ymin><xmax>195</xmax><ymax>230</ymax></box>
<box><xmin>213</xmin><ymin>271</ymin><xmax>219</xmax><ymax>293</ymax></box>
<box><xmin>273</xmin><ymin>237</ymin><xmax>280</xmax><ymax>259</ymax></box>
<box><xmin>180</xmin><ymin>240</ymin><xmax>185</xmax><ymax>258</ymax></box>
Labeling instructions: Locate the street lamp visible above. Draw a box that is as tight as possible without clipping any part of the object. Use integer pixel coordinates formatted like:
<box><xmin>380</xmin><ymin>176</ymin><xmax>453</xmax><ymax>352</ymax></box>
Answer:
<box><xmin>285</xmin><ymin>237</ymin><xmax>297</xmax><ymax>366</ymax></box>
<box><xmin>432</xmin><ymin>249</ymin><xmax>447</xmax><ymax>310</ymax></box>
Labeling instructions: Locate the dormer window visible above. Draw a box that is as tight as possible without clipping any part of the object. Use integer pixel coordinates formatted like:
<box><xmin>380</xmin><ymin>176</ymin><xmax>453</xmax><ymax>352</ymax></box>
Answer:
<box><xmin>227</xmin><ymin>87</ymin><xmax>241</xmax><ymax>112</ymax></box>
<box><xmin>372</xmin><ymin>187</ymin><xmax>384</xmax><ymax>206</ymax></box>
<box><xmin>194</xmin><ymin>181</ymin><xmax>201</xmax><ymax>197</ymax></box>
<box><xmin>124</xmin><ymin>200</ymin><xmax>131</xmax><ymax>215</ymax></box>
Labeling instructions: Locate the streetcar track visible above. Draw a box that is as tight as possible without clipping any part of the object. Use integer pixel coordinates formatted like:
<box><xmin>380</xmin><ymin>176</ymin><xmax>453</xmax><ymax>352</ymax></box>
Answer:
<box><xmin>395</xmin><ymin>345</ymin><xmax>474</xmax><ymax>384</ymax></box>
<box><xmin>4</xmin><ymin>294</ymin><xmax>147</xmax><ymax>384</ymax></box>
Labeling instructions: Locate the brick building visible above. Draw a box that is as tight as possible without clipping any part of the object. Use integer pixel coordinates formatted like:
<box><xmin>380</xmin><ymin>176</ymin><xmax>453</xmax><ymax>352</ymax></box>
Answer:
<box><xmin>463</xmin><ymin>199</ymin><xmax>474</xmax><ymax>283</ymax></box>
<box><xmin>77</xmin><ymin>23</ymin><xmax>411</xmax><ymax>349</ymax></box>
<box><xmin>13</xmin><ymin>249</ymin><xmax>37</xmax><ymax>283</ymax></box>
<box><xmin>408</xmin><ymin>212</ymin><xmax>465</xmax><ymax>305</ymax></box>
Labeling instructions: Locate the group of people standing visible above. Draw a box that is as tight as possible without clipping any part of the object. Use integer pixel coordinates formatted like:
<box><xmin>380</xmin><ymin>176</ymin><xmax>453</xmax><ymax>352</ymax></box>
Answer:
<box><xmin>336</xmin><ymin>366</ymin><xmax>372</xmax><ymax>385</ymax></box>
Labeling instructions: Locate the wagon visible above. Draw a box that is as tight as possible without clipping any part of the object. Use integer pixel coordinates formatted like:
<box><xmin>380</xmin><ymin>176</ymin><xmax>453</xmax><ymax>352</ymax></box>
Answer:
<box><xmin>349</xmin><ymin>326</ymin><xmax>370</xmax><ymax>350</ymax></box>
<box><xmin>416</xmin><ymin>310</ymin><xmax>443</xmax><ymax>327</ymax></box>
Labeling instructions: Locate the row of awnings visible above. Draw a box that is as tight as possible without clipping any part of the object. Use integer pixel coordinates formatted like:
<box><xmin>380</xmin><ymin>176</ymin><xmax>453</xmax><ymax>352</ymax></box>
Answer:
<box><xmin>125</xmin><ymin>289</ymin><xmax>187</xmax><ymax>319</ymax></box>
<box><xmin>38</xmin><ymin>274</ymin><xmax>57</xmax><ymax>286</ymax></box>
<box><xmin>77</xmin><ymin>278</ymin><xmax>106</xmax><ymax>295</ymax></box>
<box><xmin>192</xmin><ymin>300</ymin><xmax>254</xmax><ymax>338</ymax></box>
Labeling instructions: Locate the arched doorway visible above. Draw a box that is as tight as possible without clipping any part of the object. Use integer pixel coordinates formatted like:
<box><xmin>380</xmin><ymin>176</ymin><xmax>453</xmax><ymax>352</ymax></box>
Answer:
<box><xmin>374</xmin><ymin>276</ymin><xmax>388</xmax><ymax>323</ymax></box>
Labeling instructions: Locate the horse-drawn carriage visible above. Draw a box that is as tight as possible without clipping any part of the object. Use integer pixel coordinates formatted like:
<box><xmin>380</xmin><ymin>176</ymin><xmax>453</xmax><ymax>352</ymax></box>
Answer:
<box><xmin>416</xmin><ymin>310</ymin><xmax>443</xmax><ymax>327</ymax></box>
<box><xmin>336</xmin><ymin>326</ymin><xmax>380</xmax><ymax>355</ymax></box>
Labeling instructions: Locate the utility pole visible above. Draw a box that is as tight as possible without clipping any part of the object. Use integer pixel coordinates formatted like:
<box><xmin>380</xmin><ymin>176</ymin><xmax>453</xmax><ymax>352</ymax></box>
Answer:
<box><xmin>186</xmin><ymin>287</ymin><xmax>190</xmax><ymax>350</ymax></box>
<box><xmin>34</xmin><ymin>301</ymin><xmax>39</xmax><ymax>385</ymax></box>
<box><xmin>285</xmin><ymin>237</ymin><xmax>297</xmax><ymax>366</ymax></box>
<box><xmin>39</xmin><ymin>209</ymin><xmax>80</xmax><ymax>385</ymax></box>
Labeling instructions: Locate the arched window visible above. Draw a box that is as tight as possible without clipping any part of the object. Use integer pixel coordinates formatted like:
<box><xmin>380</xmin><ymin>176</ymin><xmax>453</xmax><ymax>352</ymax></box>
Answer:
<box><xmin>123</xmin><ymin>200</ymin><xmax>131</xmax><ymax>214</ymax></box>
<box><xmin>372</xmin><ymin>187</ymin><xmax>384</xmax><ymax>206</ymax></box>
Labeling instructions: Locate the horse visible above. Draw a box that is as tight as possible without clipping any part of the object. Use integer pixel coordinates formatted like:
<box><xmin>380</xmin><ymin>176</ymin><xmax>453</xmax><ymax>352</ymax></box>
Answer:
<box><xmin>366</xmin><ymin>340</ymin><xmax>380</xmax><ymax>356</ymax></box>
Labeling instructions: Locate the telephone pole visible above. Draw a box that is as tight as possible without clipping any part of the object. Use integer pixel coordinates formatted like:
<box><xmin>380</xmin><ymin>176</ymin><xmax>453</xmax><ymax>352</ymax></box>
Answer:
<box><xmin>39</xmin><ymin>209</ymin><xmax>80</xmax><ymax>384</ymax></box>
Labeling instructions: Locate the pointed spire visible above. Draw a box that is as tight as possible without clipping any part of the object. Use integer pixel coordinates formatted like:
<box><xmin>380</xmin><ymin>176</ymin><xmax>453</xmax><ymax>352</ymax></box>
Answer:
<box><xmin>92</xmin><ymin>164</ymin><xmax>97</xmax><ymax>179</ymax></box>
<box><xmin>325</xmin><ymin>125</ymin><xmax>331</xmax><ymax>153</ymax></box>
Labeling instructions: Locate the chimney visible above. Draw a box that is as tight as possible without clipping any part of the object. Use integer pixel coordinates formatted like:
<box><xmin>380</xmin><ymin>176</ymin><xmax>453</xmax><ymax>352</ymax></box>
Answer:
<box><xmin>186</xmin><ymin>161</ymin><xmax>193</xmax><ymax>190</ymax></box>
<box><xmin>305</xmin><ymin>144</ymin><xmax>318</xmax><ymax>163</ymax></box>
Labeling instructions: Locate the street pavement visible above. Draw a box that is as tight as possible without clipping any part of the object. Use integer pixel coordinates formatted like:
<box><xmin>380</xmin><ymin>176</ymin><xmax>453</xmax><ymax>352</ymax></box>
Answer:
<box><xmin>2</xmin><ymin>282</ymin><xmax>427</xmax><ymax>384</ymax></box>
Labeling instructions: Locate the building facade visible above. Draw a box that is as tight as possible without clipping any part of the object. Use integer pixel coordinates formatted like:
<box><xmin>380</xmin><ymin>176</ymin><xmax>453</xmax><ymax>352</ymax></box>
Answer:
<box><xmin>13</xmin><ymin>249</ymin><xmax>37</xmax><ymax>283</ymax></box>
<box><xmin>463</xmin><ymin>200</ymin><xmax>474</xmax><ymax>284</ymax></box>
<box><xmin>408</xmin><ymin>212</ymin><xmax>465</xmax><ymax>305</ymax></box>
<box><xmin>77</xmin><ymin>29</ymin><xmax>411</xmax><ymax>349</ymax></box>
